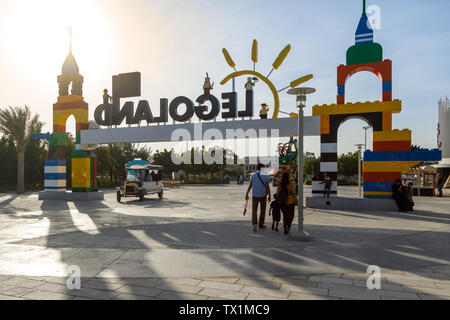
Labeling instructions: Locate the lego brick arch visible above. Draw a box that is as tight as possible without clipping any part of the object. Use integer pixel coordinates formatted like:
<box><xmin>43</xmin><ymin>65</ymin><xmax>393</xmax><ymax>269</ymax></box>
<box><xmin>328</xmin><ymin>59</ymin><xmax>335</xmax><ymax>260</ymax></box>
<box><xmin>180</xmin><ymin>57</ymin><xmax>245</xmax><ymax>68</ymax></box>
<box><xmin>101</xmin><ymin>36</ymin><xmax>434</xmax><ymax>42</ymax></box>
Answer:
<box><xmin>337</xmin><ymin>60</ymin><xmax>392</xmax><ymax>105</ymax></box>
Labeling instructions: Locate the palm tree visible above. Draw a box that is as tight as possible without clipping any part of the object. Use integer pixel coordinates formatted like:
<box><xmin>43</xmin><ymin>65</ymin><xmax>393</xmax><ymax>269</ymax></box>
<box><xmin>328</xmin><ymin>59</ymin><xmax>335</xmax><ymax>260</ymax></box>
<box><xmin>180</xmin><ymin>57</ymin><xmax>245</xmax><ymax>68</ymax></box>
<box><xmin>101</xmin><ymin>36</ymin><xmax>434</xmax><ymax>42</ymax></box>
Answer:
<box><xmin>0</xmin><ymin>106</ymin><xmax>44</xmax><ymax>194</ymax></box>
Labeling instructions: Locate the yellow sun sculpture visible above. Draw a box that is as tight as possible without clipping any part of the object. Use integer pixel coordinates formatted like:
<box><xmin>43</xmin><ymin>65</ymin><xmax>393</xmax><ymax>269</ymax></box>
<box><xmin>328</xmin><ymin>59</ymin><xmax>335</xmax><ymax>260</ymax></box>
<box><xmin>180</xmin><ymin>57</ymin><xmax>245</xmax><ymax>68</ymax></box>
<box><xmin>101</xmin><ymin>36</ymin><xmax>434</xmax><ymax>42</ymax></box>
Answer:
<box><xmin>220</xmin><ymin>40</ymin><xmax>313</xmax><ymax>119</ymax></box>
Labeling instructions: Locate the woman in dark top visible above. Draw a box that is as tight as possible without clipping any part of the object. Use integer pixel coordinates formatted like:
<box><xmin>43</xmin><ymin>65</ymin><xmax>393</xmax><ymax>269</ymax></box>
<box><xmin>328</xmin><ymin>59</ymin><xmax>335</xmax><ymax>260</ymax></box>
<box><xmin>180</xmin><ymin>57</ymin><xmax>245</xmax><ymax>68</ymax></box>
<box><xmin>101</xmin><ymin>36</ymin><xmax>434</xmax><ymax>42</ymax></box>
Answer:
<box><xmin>392</xmin><ymin>180</ymin><xmax>411</xmax><ymax>212</ymax></box>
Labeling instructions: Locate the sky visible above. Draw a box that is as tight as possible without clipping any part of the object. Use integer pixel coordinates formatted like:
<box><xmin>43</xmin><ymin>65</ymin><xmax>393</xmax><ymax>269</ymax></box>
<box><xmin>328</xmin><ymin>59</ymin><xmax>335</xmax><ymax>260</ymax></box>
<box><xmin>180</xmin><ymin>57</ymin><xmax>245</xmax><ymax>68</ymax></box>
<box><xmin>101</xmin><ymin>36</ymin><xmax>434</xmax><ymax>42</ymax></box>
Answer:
<box><xmin>0</xmin><ymin>0</ymin><xmax>449</xmax><ymax>158</ymax></box>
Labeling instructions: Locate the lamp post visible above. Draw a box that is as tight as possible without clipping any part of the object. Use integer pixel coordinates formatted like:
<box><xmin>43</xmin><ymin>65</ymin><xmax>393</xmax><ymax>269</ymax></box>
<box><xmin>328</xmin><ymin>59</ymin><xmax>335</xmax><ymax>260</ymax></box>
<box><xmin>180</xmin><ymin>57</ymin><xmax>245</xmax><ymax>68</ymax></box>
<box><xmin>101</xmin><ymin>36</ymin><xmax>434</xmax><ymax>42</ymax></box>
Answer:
<box><xmin>355</xmin><ymin>144</ymin><xmax>364</xmax><ymax>198</ymax></box>
<box><xmin>287</xmin><ymin>87</ymin><xmax>315</xmax><ymax>242</ymax></box>
<box><xmin>363</xmin><ymin>126</ymin><xmax>370</xmax><ymax>150</ymax></box>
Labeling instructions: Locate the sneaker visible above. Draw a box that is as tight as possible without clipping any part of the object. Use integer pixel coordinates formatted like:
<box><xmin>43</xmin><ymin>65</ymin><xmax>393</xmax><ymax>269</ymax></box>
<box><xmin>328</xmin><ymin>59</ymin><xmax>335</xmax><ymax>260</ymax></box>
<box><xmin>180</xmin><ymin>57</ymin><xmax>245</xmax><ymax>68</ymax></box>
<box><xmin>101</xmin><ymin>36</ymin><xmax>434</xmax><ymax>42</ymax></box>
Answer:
<box><xmin>275</xmin><ymin>228</ymin><xmax>279</xmax><ymax>232</ymax></box>
<box><xmin>259</xmin><ymin>225</ymin><xmax>267</xmax><ymax>230</ymax></box>
<box><xmin>253</xmin><ymin>225</ymin><xmax>257</xmax><ymax>232</ymax></box>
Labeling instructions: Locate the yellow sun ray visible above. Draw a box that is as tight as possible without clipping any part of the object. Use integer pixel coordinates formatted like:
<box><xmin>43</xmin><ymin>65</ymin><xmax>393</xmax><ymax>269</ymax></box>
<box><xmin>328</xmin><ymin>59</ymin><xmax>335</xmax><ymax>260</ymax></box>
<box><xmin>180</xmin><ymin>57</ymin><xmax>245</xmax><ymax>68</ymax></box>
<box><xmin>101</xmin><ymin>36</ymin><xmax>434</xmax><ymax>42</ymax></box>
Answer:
<box><xmin>221</xmin><ymin>41</ymin><xmax>313</xmax><ymax>119</ymax></box>
<box><xmin>222</xmin><ymin>48</ymin><xmax>236</xmax><ymax>70</ymax></box>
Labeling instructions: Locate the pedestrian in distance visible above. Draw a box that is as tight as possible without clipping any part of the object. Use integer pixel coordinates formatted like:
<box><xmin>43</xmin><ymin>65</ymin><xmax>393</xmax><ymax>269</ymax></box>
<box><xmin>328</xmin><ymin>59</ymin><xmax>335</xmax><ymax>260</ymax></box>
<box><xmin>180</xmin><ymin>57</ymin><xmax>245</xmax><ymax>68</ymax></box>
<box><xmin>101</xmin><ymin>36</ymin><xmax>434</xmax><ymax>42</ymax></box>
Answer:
<box><xmin>245</xmin><ymin>163</ymin><xmax>271</xmax><ymax>232</ymax></box>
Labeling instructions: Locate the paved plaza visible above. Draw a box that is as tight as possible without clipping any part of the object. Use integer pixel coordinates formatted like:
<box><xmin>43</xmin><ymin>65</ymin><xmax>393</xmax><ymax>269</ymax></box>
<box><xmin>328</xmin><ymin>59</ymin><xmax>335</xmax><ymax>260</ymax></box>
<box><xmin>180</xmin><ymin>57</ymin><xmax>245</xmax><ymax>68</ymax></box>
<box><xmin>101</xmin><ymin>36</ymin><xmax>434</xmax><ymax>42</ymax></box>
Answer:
<box><xmin>0</xmin><ymin>184</ymin><xmax>449</xmax><ymax>300</ymax></box>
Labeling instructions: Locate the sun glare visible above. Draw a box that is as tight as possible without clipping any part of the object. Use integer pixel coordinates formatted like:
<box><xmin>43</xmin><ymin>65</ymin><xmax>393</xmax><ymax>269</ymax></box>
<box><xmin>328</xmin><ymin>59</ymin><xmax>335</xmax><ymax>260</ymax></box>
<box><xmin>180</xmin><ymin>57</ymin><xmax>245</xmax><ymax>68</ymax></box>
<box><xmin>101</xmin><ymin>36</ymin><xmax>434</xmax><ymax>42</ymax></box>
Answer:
<box><xmin>1</xmin><ymin>0</ymin><xmax>114</xmax><ymax>77</ymax></box>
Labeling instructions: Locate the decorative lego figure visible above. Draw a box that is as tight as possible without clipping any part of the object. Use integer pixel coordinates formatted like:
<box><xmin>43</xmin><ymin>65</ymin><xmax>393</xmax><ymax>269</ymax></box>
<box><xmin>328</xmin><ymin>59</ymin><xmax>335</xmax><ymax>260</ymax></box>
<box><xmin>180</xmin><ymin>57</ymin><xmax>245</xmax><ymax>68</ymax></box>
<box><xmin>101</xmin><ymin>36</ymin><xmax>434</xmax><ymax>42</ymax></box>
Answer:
<box><xmin>260</xmin><ymin>103</ymin><xmax>269</xmax><ymax>119</ymax></box>
<box><xmin>245</xmin><ymin>77</ymin><xmax>257</xmax><ymax>91</ymax></box>
<box><xmin>203</xmin><ymin>73</ymin><xmax>214</xmax><ymax>94</ymax></box>
<box><xmin>103</xmin><ymin>89</ymin><xmax>112</xmax><ymax>105</ymax></box>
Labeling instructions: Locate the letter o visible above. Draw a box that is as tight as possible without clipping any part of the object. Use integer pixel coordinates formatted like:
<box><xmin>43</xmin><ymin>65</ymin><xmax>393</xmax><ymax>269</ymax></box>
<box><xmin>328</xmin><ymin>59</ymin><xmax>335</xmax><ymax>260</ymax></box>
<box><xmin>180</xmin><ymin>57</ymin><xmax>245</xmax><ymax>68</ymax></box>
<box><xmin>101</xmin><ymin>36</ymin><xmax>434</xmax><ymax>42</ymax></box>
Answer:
<box><xmin>169</xmin><ymin>97</ymin><xmax>195</xmax><ymax>122</ymax></box>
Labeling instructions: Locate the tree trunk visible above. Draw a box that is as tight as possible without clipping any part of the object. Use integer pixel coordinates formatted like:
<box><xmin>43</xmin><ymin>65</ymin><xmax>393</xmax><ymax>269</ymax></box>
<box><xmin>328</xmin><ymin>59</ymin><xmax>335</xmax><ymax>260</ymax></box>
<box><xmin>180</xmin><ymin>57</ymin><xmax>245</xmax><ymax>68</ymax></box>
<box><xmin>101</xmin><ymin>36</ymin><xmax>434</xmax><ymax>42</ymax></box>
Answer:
<box><xmin>17</xmin><ymin>146</ymin><xmax>25</xmax><ymax>194</ymax></box>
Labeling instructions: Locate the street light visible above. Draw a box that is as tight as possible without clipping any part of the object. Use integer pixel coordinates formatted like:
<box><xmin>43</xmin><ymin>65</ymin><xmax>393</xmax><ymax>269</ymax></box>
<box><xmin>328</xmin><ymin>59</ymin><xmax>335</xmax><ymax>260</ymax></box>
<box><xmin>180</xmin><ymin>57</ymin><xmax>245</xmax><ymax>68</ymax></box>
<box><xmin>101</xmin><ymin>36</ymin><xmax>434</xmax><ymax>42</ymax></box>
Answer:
<box><xmin>287</xmin><ymin>87</ymin><xmax>315</xmax><ymax>242</ymax></box>
<box><xmin>363</xmin><ymin>126</ymin><xmax>370</xmax><ymax>150</ymax></box>
<box><xmin>355</xmin><ymin>144</ymin><xmax>365</xmax><ymax>198</ymax></box>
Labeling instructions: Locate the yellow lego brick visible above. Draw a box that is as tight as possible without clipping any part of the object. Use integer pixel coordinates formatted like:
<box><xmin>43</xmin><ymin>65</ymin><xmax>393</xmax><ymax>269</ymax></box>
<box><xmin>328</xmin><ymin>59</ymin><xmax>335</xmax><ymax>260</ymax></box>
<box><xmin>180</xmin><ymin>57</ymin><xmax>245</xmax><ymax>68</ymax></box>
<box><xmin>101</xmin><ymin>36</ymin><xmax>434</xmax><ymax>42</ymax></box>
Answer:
<box><xmin>321</xmin><ymin>115</ymin><xmax>330</xmax><ymax>135</ymax></box>
<box><xmin>57</xmin><ymin>95</ymin><xmax>84</xmax><ymax>104</ymax></box>
<box><xmin>72</xmin><ymin>158</ymin><xmax>91</xmax><ymax>188</ymax></box>
<box><xmin>54</xmin><ymin>110</ymin><xmax>89</xmax><ymax>126</ymax></box>
<box><xmin>373</xmin><ymin>129</ymin><xmax>411</xmax><ymax>142</ymax></box>
<box><xmin>382</xmin><ymin>112</ymin><xmax>392</xmax><ymax>131</ymax></box>
<box><xmin>312</xmin><ymin>100</ymin><xmax>402</xmax><ymax>117</ymax></box>
<box><xmin>363</xmin><ymin>161</ymin><xmax>421</xmax><ymax>172</ymax></box>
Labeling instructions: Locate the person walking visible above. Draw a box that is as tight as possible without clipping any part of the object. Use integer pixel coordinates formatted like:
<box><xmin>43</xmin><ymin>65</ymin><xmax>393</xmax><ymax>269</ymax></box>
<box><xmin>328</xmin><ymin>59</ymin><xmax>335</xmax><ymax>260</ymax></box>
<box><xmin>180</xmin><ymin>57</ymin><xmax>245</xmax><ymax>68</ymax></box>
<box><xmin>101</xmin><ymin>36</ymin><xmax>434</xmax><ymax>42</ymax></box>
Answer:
<box><xmin>245</xmin><ymin>164</ymin><xmax>271</xmax><ymax>232</ymax></box>
<box><xmin>436</xmin><ymin>175</ymin><xmax>444</xmax><ymax>197</ymax></box>
<box><xmin>275</xmin><ymin>172</ymin><xmax>297</xmax><ymax>235</ymax></box>
<box><xmin>320</xmin><ymin>174</ymin><xmax>332</xmax><ymax>198</ymax></box>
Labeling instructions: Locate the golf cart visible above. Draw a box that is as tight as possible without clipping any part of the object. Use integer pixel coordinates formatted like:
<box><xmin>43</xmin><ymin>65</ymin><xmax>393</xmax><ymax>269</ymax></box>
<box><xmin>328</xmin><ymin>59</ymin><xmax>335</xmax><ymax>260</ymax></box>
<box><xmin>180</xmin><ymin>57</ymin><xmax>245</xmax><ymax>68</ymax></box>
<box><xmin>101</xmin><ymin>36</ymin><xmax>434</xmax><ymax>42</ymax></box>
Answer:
<box><xmin>117</xmin><ymin>159</ymin><xmax>164</xmax><ymax>203</ymax></box>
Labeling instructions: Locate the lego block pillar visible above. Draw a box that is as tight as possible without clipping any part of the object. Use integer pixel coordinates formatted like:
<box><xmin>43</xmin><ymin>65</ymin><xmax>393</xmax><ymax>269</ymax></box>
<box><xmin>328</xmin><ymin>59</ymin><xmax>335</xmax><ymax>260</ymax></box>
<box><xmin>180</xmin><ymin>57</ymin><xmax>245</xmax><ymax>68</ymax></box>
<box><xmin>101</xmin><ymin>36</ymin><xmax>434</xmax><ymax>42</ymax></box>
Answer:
<box><xmin>72</xmin><ymin>150</ymin><xmax>98</xmax><ymax>192</ymax></box>
<box><xmin>44</xmin><ymin>159</ymin><xmax>66</xmax><ymax>192</ymax></box>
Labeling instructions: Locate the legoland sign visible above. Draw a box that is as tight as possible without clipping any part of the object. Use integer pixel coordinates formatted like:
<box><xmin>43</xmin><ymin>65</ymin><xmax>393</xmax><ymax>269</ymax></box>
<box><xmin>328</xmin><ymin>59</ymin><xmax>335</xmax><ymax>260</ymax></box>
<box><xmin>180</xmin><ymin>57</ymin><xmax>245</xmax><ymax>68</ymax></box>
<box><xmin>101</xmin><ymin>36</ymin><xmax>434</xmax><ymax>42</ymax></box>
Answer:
<box><xmin>94</xmin><ymin>72</ymin><xmax>256</xmax><ymax>126</ymax></box>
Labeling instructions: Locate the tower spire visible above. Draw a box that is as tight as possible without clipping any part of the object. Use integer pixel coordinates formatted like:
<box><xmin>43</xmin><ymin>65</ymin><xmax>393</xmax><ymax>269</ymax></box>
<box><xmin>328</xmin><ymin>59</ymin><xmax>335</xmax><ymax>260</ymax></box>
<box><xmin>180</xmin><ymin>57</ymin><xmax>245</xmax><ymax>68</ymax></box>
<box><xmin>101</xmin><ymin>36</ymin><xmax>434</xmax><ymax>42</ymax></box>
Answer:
<box><xmin>67</xmin><ymin>26</ymin><xmax>73</xmax><ymax>52</ymax></box>
<box><xmin>363</xmin><ymin>0</ymin><xmax>366</xmax><ymax>16</ymax></box>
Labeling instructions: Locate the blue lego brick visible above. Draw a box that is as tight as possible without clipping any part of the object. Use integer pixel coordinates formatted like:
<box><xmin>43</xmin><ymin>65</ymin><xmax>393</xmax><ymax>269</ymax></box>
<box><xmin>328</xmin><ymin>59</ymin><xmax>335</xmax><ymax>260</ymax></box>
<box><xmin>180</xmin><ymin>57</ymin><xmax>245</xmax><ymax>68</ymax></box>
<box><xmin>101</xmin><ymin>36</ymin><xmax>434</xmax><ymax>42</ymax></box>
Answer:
<box><xmin>364</xmin><ymin>149</ymin><xmax>442</xmax><ymax>162</ymax></box>
<box><xmin>364</xmin><ymin>195</ymin><xmax>392</xmax><ymax>199</ymax></box>
<box><xmin>383</xmin><ymin>81</ymin><xmax>392</xmax><ymax>92</ymax></box>
<box><xmin>44</xmin><ymin>159</ymin><xmax>66</xmax><ymax>167</ymax></box>
<box><xmin>44</xmin><ymin>173</ymin><xmax>66</xmax><ymax>180</ymax></box>
<box><xmin>338</xmin><ymin>86</ymin><xmax>345</xmax><ymax>95</ymax></box>
<box><xmin>363</xmin><ymin>182</ymin><xmax>394</xmax><ymax>192</ymax></box>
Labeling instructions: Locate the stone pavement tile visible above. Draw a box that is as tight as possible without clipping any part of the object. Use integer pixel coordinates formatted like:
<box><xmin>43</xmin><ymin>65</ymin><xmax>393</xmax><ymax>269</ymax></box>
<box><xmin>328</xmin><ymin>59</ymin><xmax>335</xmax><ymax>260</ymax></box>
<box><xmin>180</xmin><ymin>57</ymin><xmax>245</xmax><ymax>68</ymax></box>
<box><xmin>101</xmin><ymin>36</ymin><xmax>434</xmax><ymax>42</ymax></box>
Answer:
<box><xmin>162</xmin><ymin>278</ymin><xmax>201</xmax><ymax>286</ymax></box>
<box><xmin>380</xmin><ymin>295</ymin><xmax>419</xmax><ymax>300</ymax></box>
<box><xmin>418</xmin><ymin>294</ymin><xmax>450</xmax><ymax>300</ymax></box>
<box><xmin>198</xmin><ymin>280</ymin><xmax>244</xmax><ymax>292</ymax></box>
<box><xmin>288</xmin><ymin>292</ymin><xmax>337</xmax><ymax>300</ymax></box>
<box><xmin>157</xmin><ymin>291</ymin><xmax>208</xmax><ymax>300</ymax></box>
<box><xmin>116</xmin><ymin>285</ymin><xmax>162</xmax><ymax>297</ymax></box>
<box><xmin>2</xmin><ymin>277</ymin><xmax>45</xmax><ymax>289</ymax></box>
<box><xmin>388</xmin><ymin>279</ymin><xmax>439</xmax><ymax>289</ymax></box>
<box><xmin>309</xmin><ymin>275</ymin><xmax>353</xmax><ymax>286</ymax></box>
<box><xmin>35</xmin><ymin>282</ymin><xmax>69</xmax><ymax>294</ymax></box>
<box><xmin>92</xmin><ymin>277</ymin><xmax>125</xmax><ymax>284</ymax></box>
<box><xmin>353</xmin><ymin>280</ymin><xmax>403</xmax><ymax>291</ymax></box>
<box><xmin>207</xmin><ymin>297</ymin><xmax>228</xmax><ymax>300</ymax></box>
<box><xmin>69</xmin><ymin>287</ymin><xmax>119</xmax><ymax>300</ymax></box>
<box><xmin>235</xmin><ymin>279</ymin><xmax>282</xmax><ymax>289</ymax></box>
<box><xmin>0</xmin><ymin>294</ymin><xmax>24</xmax><ymax>300</ymax></box>
<box><xmin>328</xmin><ymin>288</ymin><xmax>381</xmax><ymax>300</ymax></box>
<box><xmin>0</xmin><ymin>284</ymin><xmax>35</xmax><ymax>297</ymax></box>
<box><xmin>0</xmin><ymin>275</ymin><xmax>14</xmax><ymax>282</ymax></box>
<box><xmin>405</xmin><ymin>271</ymin><xmax>450</xmax><ymax>280</ymax></box>
<box><xmin>422</xmin><ymin>265</ymin><xmax>450</xmax><ymax>274</ymax></box>
<box><xmin>112</xmin><ymin>293</ymin><xmax>162</xmax><ymax>300</ymax></box>
<box><xmin>280</xmin><ymin>284</ymin><xmax>328</xmax><ymax>296</ymax></box>
<box><xmin>246</xmin><ymin>294</ymin><xmax>283</xmax><ymax>300</ymax></box>
<box><xmin>22</xmin><ymin>290</ymin><xmax>73</xmax><ymax>300</ymax></box>
<box><xmin>83</xmin><ymin>279</ymin><xmax>124</xmax><ymax>291</ymax></box>
<box><xmin>241</xmin><ymin>286</ymin><xmax>289</xmax><ymax>299</ymax></box>
<box><xmin>280</xmin><ymin>278</ymin><xmax>318</xmax><ymax>288</ymax></box>
<box><xmin>29</xmin><ymin>276</ymin><xmax>69</xmax><ymax>285</ymax></box>
<box><xmin>70</xmin><ymin>297</ymin><xmax>93</xmax><ymax>300</ymax></box>
<box><xmin>433</xmin><ymin>281</ymin><xmax>450</xmax><ymax>290</ymax></box>
<box><xmin>197</xmin><ymin>277</ymin><xmax>239</xmax><ymax>284</ymax></box>
<box><xmin>403</xmin><ymin>286</ymin><xmax>450</xmax><ymax>298</ymax></box>
<box><xmin>198</xmin><ymin>288</ymin><xmax>248</xmax><ymax>300</ymax></box>
<box><xmin>157</xmin><ymin>282</ymin><xmax>203</xmax><ymax>295</ymax></box>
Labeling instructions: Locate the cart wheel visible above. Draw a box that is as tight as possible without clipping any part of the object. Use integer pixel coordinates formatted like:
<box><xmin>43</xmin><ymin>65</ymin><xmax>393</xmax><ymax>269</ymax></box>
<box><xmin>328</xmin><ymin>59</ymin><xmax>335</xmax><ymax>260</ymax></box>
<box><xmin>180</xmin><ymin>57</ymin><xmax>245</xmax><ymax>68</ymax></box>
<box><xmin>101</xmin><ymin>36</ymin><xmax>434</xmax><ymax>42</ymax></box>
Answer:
<box><xmin>117</xmin><ymin>191</ymin><xmax>122</xmax><ymax>203</ymax></box>
<box><xmin>138</xmin><ymin>190</ymin><xmax>144</xmax><ymax>202</ymax></box>
<box><xmin>158</xmin><ymin>189</ymin><xmax>164</xmax><ymax>199</ymax></box>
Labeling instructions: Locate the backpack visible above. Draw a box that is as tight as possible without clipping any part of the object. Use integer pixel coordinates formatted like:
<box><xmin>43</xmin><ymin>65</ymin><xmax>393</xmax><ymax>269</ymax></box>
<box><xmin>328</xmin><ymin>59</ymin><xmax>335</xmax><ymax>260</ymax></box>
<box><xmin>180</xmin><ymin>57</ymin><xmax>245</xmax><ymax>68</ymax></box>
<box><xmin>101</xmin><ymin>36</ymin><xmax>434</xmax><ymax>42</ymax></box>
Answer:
<box><xmin>277</xmin><ymin>186</ymin><xmax>288</xmax><ymax>204</ymax></box>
